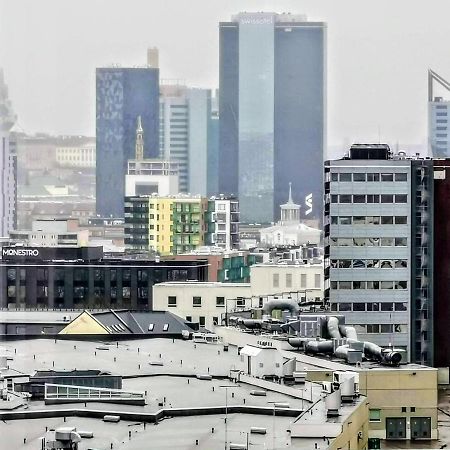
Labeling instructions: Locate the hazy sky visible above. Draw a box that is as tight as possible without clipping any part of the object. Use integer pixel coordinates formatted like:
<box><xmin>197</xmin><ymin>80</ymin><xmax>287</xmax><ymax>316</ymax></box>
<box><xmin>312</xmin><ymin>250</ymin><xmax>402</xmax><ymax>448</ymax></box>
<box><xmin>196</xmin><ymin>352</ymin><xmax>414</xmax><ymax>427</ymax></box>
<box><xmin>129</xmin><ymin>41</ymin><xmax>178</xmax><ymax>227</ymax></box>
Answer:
<box><xmin>1</xmin><ymin>0</ymin><xmax>450</xmax><ymax>152</ymax></box>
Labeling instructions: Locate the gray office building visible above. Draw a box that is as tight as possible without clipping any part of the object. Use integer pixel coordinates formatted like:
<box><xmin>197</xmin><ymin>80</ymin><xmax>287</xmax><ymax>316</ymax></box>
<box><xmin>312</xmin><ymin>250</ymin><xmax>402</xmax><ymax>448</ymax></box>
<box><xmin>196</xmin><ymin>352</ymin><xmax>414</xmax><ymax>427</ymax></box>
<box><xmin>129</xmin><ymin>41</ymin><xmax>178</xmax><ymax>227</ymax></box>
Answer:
<box><xmin>96</xmin><ymin>67</ymin><xmax>159</xmax><ymax>217</ymax></box>
<box><xmin>219</xmin><ymin>12</ymin><xmax>326</xmax><ymax>223</ymax></box>
<box><xmin>159</xmin><ymin>84</ymin><xmax>218</xmax><ymax>195</ymax></box>
<box><xmin>324</xmin><ymin>144</ymin><xmax>433</xmax><ymax>365</ymax></box>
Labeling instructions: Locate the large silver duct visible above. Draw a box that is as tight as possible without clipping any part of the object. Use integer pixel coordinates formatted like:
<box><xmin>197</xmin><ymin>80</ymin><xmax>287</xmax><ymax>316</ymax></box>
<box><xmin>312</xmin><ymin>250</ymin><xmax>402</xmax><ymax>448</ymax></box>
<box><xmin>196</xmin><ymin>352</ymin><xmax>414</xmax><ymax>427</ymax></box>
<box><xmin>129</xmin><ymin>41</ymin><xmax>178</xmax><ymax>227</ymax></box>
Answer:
<box><xmin>262</xmin><ymin>299</ymin><xmax>300</xmax><ymax>316</ymax></box>
<box><xmin>288</xmin><ymin>315</ymin><xmax>403</xmax><ymax>366</ymax></box>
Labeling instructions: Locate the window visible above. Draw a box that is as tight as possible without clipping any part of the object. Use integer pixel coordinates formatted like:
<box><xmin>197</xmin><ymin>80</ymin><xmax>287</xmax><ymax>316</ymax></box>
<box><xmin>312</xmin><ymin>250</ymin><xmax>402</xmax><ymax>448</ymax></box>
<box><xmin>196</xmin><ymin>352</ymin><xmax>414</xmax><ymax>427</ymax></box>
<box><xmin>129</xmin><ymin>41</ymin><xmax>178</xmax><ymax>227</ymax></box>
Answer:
<box><xmin>300</xmin><ymin>273</ymin><xmax>307</xmax><ymax>288</ymax></box>
<box><xmin>353</xmin><ymin>173</ymin><xmax>366</xmax><ymax>182</ymax></box>
<box><xmin>353</xmin><ymin>194</ymin><xmax>365</xmax><ymax>203</ymax></box>
<box><xmin>381</xmin><ymin>324</ymin><xmax>393</xmax><ymax>333</ymax></box>
<box><xmin>186</xmin><ymin>316</ymin><xmax>192</xmax><ymax>322</ymax></box>
<box><xmin>367</xmin><ymin>303</ymin><xmax>380</xmax><ymax>311</ymax></box>
<box><xmin>259</xmin><ymin>362</ymin><xmax>264</xmax><ymax>368</ymax></box>
<box><xmin>163</xmin><ymin>324</ymin><xmax>169</xmax><ymax>332</ymax></box>
<box><xmin>381</xmin><ymin>173</ymin><xmax>394</xmax><ymax>182</ymax></box>
<box><xmin>314</xmin><ymin>273</ymin><xmax>321</xmax><ymax>288</ymax></box>
<box><xmin>339</xmin><ymin>216</ymin><xmax>352</xmax><ymax>225</ymax></box>
<box><xmin>331</xmin><ymin>173</ymin><xmax>338</xmax><ymax>181</ymax></box>
<box><xmin>193</xmin><ymin>296</ymin><xmax>202</xmax><ymax>307</ymax></box>
<box><xmin>367</xmin><ymin>216</ymin><xmax>380</xmax><ymax>225</ymax></box>
<box><xmin>168</xmin><ymin>296</ymin><xmax>177</xmax><ymax>307</ymax></box>
<box><xmin>395</xmin><ymin>302</ymin><xmax>407</xmax><ymax>311</ymax></box>
<box><xmin>395</xmin><ymin>280</ymin><xmax>407</xmax><ymax>290</ymax></box>
<box><xmin>367</xmin><ymin>194</ymin><xmax>380</xmax><ymax>203</ymax></box>
<box><xmin>366</xmin><ymin>281</ymin><xmax>380</xmax><ymax>289</ymax></box>
<box><xmin>381</xmin><ymin>216</ymin><xmax>394</xmax><ymax>225</ymax></box>
<box><xmin>339</xmin><ymin>173</ymin><xmax>352</xmax><ymax>182</ymax></box>
<box><xmin>216</xmin><ymin>296</ymin><xmax>225</xmax><ymax>307</ymax></box>
<box><xmin>395</xmin><ymin>173</ymin><xmax>407</xmax><ymax>182</ymax></box>
<box><xmin>353</xmin><ymin>303</ymin><xmax>365</xmax><ymax>312</ymax></box>
<box><xmin>199</xmin><ymin>316</ymin><xmax>205</xmax><ymax>326</ymax></box>
<box><xmin>339</xmin><ymin>260</ymin><xmax>352</xmax><ymax>268</ymax></box>
<box><xmin>380</xmin><ymin>260</ymin><xmax>393</xmax><ymax>269</ymax></box>
<box><xmin>340</xmin><ymin>194</ymin><xmax>352</xmax><ymax>203</ymax></box>
<box><xmin>395</xmin><ymin>216</ymin><xmax>407</xmax><ymax>224</ymax></box>
<box><xmin>331</xmin><ymin>216</ymin><xmax>338</xmax><ymax>225</ymax></box>
<box><xmin>339</xmin><ymin>281</ymin><xmax>352</xmax><ymax>289</ymax></box>
<box><xmin>148</xmin><ymin>323</ymin><xmax>154</xmax><ymax>331</ymax></box>
<box><xmin>395</xmin><ymin>194</ymin><xmax>407</xmax><ymax>203</ymax></box>
<box><xmin>367</xmin><ymin>173</ymin><xmax>380</xmax><ymax>182</ymax></box>
<box><xmin>369</xmin><ymin>409</ymin><xmax>381</xmax><ymax>422</ymax></box>
<box><xmin>273</xmin><ymin>273</ymin><xmax>279</xmax><ymax>288</ymax></box>
<box><xmin>338</xmin><ymin>303</ymin><xmax>351</xmax><ymax>311</ymax></box>
<box><xmin>367</xmin><ymin>324</ymin><xmax>380</xmax><ymax>333</ymax></box>
<box><xmin>331</xmin><ymin>194</ymin><xmax>338</xmax><ymax>203</ymax></box>
<box><xmin>353</xmin><ymin>216</ymin><xmax>365</xmax><ymax>225</ymax></box>
<box><xmin>286</xmin><ymin>273</ymin><xmax>292</xmax><ymax>288</ymax></box>
<box><xmin>381</xmin><ymin>281</ymin><xmax>394</xmax><ymax>290</ymax></box>
<box><xmin>381</xmin><ymin>194</ymin><xmax>393</xmax><ymax>203</ymax></box>
<box><xmin>395</xmin><ymin>237</ymin><xmax>407</xmax><ymax>246</ymax></box>
<box><xmin>381</xmin><ymin>302</ymin><xmax>394</xmax><ymax>311</ymax></box>
<box><xmin>380</xmin><ymin>238</ymin><xmax>394</xmax><ymax>246</ymax></box>
<box><xmin>353</xmin><ymin>281</ymin><xmax>365</xmax><ymax>289</ymax></box>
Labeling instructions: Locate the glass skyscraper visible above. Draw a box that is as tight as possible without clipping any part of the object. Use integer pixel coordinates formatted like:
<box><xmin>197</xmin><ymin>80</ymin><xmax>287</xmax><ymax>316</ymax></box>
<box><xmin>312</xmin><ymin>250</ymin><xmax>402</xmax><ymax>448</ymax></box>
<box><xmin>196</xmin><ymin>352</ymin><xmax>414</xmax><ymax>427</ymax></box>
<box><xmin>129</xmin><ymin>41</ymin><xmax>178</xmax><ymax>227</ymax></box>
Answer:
<box><xmin>96</xmin><ymin>67</ymin><xmax>159</xmax><ymax>217</ymax></box>
<box><xmin>219</xmin><ymin>12</ymin><xmax>326</xmax><ymax>224</ymax></box>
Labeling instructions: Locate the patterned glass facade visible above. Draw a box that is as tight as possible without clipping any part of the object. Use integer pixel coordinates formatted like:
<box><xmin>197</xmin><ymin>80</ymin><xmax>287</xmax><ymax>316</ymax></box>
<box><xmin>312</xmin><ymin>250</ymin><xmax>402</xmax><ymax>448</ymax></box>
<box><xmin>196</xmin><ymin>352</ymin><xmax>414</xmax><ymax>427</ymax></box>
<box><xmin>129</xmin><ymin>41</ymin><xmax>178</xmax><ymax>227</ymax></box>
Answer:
<box><xmin>96</xmin><ymin>68</ymin><xmax>159</xmax><ymax>217</ymax></box>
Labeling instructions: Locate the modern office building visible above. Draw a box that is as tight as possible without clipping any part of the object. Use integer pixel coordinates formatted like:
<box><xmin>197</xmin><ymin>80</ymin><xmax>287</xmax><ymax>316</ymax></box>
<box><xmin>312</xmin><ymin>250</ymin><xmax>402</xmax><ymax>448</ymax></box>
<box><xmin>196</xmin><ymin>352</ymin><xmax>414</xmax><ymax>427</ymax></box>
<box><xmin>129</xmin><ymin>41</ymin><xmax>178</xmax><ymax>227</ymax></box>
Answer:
<box><xmin>0</xmin><ymin>246</ymin><xmax>207</xmax><ymax>309</ymax></box>
<box><xmin>324</xmin><ymin>144</ymin><xmax>434</xmax><ymax>365</ymax></box>
<box><xmin>428</xmin><ymin>69</ymin><xmax>450</xmax><ymax>157</ymax></box>
<box><xmin>96</xmin><ymin>67</ymin><xmax>159</xmax><ymax>217</ymax></box>
<box><xmin>159</xmin><ymin>84</ymin><xmax>218</xmax><ymax>195</ymax></box>
<box><xmin>205</xmin><ymin>195</ymin><xmax>240</xmax><ymax>250</ymax></box>
<box><xmin>219</xmin><ymin>12</ymin><xmax>326</xmax><ymax>223</ymax></box>
<box><xmin>0</xmin><ymin>69</ymin><xmax>17</xmax><ymax>237</ymax></box>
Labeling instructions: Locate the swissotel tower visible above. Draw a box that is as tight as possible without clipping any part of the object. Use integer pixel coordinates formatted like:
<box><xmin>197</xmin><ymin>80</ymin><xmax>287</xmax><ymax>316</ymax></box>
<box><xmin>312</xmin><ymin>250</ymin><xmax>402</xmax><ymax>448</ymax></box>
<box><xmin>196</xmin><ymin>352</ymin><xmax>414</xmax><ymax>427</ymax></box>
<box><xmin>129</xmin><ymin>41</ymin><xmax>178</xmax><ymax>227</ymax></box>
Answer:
<box><xmin>219</xmin><ymin>12</ymin><xmax>326</xmax><ymax>224</ymax></box>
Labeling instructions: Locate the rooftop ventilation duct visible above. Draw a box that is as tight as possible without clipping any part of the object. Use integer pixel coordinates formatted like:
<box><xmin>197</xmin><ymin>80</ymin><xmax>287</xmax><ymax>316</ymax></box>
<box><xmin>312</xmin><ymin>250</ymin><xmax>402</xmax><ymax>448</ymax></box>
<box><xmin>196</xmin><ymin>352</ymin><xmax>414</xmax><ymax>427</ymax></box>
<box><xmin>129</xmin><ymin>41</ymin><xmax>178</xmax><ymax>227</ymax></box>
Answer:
<box><xmin>325</xmin><ymin>389</ymin><xmax>341</xmax><ymax>417</ymax></box>
<box><xmin>262</xmin><ymin>299</ymin><xmax>300</xmax><ymax>316</ymax></box>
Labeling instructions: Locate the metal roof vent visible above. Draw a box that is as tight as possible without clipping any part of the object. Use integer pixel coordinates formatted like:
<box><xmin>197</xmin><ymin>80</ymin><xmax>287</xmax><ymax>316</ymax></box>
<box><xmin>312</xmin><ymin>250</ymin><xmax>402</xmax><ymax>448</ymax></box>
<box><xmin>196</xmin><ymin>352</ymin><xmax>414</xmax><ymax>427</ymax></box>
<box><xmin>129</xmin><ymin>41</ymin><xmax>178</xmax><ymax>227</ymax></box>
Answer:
<box><xmin>325</xmin><ymin>389</ymin><xmax>341</xmax><ymax>417</ymax></box>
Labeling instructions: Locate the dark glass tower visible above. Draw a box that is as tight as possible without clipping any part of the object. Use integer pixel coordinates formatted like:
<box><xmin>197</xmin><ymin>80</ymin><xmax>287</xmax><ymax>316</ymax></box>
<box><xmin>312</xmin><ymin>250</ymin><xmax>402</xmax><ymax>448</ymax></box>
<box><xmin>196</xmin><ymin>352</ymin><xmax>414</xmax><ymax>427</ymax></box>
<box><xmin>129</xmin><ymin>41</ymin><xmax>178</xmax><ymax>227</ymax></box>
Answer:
<box><xmin>219</xmin><ymin>13</ymin><xmax>326</xmax><ymax>224</ymax></box>
<box><xmin>96</xmin><ymin>68</ymin><xmax>159</xmax><ymax>217</ymax></box>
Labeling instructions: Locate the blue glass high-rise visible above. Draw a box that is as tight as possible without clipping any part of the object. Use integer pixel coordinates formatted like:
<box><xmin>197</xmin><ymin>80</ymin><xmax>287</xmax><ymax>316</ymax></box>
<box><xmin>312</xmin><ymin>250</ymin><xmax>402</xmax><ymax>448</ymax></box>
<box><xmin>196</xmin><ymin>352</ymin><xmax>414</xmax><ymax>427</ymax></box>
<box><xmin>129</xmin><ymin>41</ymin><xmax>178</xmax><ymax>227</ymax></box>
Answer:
<box><xmin>219</xmin><ymin>13</ymin><xmax>326</xmax><ymax>223</ymax></box>
<box><xmin>96</xmin><ymin>68</ymin><xmax>159</xmax><ymax>217</ymax></box>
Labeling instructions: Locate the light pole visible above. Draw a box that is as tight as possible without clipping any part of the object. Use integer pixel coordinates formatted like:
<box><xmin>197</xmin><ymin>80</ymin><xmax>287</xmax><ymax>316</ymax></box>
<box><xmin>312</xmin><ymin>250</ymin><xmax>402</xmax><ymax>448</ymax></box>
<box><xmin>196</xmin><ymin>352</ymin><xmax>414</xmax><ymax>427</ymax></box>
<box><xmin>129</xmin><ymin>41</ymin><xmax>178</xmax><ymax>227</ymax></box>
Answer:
<box><xmin>267</xmin><ymin>400</ymin><xmax>287</xmax><ymax>450</ymax></box>
<box><xmin>220</xmin><ymin>384</ymin><xmax>235</xmax><ymax>450</ymax></box>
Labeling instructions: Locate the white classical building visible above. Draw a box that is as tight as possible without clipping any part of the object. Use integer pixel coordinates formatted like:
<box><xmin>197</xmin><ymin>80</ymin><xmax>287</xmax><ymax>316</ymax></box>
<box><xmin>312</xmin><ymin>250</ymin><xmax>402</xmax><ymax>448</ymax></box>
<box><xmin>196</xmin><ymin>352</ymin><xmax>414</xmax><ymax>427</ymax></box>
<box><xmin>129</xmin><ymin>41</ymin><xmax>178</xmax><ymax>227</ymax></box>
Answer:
<box><xmin>260</xmin><ymin>184</ymin><xmax>321</xmax><ymax>246</ymax></box>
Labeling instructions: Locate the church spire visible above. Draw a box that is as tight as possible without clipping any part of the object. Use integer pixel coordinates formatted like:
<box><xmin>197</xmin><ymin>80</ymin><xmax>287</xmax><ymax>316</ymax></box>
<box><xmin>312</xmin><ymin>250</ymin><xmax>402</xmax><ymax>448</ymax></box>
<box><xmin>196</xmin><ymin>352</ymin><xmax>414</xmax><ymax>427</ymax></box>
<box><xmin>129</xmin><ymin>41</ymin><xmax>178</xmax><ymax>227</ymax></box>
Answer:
<box><xmin>135</xmin><ymin>115</ymin><xmax>144</xmax><ymax>160</ymax></box>
<box><xmin>288</xmin><ymin>182</ymin><xmax>293</xmax><ymax>204</ymax></box>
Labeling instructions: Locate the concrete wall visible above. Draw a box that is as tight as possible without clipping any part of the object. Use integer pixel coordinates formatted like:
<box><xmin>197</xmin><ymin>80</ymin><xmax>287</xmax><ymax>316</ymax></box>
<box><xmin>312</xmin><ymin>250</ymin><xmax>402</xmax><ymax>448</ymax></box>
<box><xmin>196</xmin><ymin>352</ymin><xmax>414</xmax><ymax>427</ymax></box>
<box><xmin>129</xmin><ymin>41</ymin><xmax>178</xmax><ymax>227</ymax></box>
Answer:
<box><xmin>153</xmin><ymin>283</ymin><xmax>252</xmax><ymax>329</ymax></box>
<box><xmin>250</xmin><ymin>264</ymin><xmax>323</xmax><ymax>300</ymax></box>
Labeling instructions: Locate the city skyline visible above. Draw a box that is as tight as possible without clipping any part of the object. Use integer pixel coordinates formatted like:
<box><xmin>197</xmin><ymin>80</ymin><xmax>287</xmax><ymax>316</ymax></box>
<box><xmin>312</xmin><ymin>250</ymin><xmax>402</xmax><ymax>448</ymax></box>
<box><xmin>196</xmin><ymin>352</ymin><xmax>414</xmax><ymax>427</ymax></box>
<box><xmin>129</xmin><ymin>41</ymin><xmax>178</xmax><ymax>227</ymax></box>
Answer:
<box><xmin>1</xmin><ymin>0</ymin><xmax>450</xmax><ymax>154</ymax></box>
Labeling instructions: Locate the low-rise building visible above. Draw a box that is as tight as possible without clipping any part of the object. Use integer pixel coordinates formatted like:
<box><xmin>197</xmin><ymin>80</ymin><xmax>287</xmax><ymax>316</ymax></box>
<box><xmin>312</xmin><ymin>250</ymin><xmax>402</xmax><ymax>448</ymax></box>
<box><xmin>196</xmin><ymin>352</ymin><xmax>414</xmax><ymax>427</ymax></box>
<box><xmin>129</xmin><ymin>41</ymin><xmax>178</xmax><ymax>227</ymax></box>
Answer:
<box><xmin>9</xmin><ymin>218</ymin><xmax>89</xmax><ymax>247</ymax></box>
<box><xmin>152</xmin><ymin>281</ymin><xmax>252</xmax><ymax>329</ymax></box>
<box><xmin>0</xmin><ymin>246</ymin><xmax>208</xmax><ymax>309</ymax></box>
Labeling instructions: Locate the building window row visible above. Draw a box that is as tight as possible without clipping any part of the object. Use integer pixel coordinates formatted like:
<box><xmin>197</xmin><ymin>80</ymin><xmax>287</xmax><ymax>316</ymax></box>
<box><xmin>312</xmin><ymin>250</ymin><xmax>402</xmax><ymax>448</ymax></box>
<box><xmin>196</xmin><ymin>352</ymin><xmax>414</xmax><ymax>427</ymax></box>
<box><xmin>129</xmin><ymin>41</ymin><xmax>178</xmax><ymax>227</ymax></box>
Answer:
<box><xmin>331</xmin><ymin>172</ymin><xmax>407</xmax><ymax>182</ymax></box>
<box><xmin>330</xmin><ymin>194</ymin><xmax>408</xmax><ymax>204</ymax></box>
<box><xmin>331</xmin><ymin>215</ymin><xmax>407</xmax><ymax>225</ymax></box>
<box><xmin>330</xmin><ymin>280</ymin><xmax>408</xmax><ymax>290</ymax></box>
<box><xmin>330</xmin><ymin>259</ymin><xmax>408</xmax><ymax>269</ymax></box>
<box><xmin>329</xmin><ymin>237</ymin><xmax>407</xmax><ymax>247</ymax></box>
<box><xmin>358</xmin><ymin>324</ymin><xmax>406</xmax><ymax>334</ymax></box>
<box><xmin>330</xmin><ymin>301</ymin><xmax>407</xmax><ymax>312</ymax></box>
